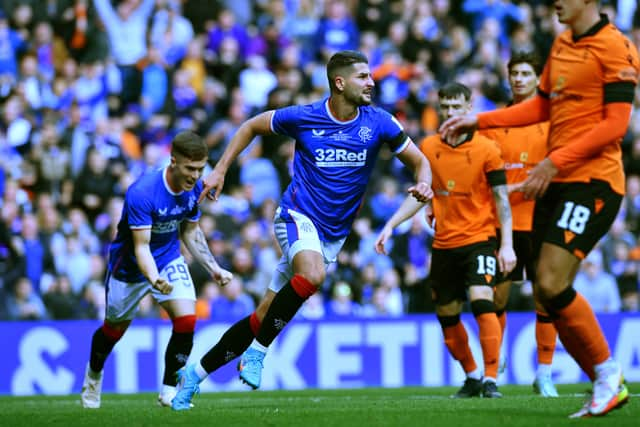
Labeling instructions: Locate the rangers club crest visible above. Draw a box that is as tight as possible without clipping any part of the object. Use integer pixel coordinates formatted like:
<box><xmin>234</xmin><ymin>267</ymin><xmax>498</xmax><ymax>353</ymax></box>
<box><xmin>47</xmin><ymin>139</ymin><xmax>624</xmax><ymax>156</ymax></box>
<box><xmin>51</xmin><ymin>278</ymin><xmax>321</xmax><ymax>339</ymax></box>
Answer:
<box><xmin>358</xmin><ymin>126</ymin><xmax>372</xmax><ymax>143</ymax></box>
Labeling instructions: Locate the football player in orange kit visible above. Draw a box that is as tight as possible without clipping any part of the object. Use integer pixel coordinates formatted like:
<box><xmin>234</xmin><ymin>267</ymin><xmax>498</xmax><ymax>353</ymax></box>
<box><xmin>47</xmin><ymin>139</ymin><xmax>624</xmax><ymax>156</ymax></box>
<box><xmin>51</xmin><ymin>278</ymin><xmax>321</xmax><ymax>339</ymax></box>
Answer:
<box><xmin>440</xmin><ymin>1</ymin><xmax>638</xmax><ymax>417</ymax></box>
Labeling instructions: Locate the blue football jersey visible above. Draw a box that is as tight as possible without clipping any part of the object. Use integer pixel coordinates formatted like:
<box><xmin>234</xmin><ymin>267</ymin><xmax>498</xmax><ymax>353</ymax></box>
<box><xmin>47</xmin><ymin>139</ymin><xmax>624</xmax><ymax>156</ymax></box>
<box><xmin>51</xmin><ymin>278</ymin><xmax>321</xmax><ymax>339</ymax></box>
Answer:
<box><xmin>108</xmin><ymin>168</ymin><xmax>202</xmax><ymax>282</ymax></box>
<box><xmin>271</xmin><ymin>98</ymin><xmax>409</xmax><ymax>241</ymax></box>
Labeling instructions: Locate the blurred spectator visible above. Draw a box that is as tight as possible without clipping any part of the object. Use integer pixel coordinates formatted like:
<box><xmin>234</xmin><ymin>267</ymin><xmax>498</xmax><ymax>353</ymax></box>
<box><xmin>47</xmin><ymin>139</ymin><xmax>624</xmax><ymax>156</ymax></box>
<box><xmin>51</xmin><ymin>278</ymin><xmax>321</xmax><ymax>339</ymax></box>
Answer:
<box><xmin>389</xmin><ymin>213</ymin><xmax>433</xmax><ymax>313</ymax></box>
<box><xmin>356</xmin><ymin>0</ymin><xmax>391</xmax><ymax>38</ymax></box>
<box><xmin>378</xmin><ymin>268</ymin><xmax>404</xmax><ymax>316</ymax></box>
<box><xmin>6</xmin><ymin>276</ymin><xmax>48</xmax><ymax>320</ymax></box>
<box><xmin>314</xmin><ymin>0</ymin><xmax>359</xmax><ymax>61</ymax></box>
<box><xmin>206</xmin><ymin>8</ymin><xmax>251</xmax><ymax>61</ymax></box>
<box><xmin>368</xmin><ymin>176</ymin><xmax>405</xmax><ymax>229</ymax></box>
<box><xmin>326</xmin><ymin>280</ymin><xmax>360</xmax><ymax>317</ymax></box>
<box><xmin>239</xmin><ymin>143</ymin><xmax>281</xmax><ymax>208</ymax></box>
<box><xmin>16</xmin><ymin>212</ymin><xmax>45</xmax><ymax>290</ymax></box>
<box><xmin>139</xmin><ymin>47</ymin><xmax>168</xmax><ymax>121</ymax></box>
<box><xmin>72</xmin><ymin>147</ymin><xmax>116</xmax><ymax>223</ymax></box>
<box><xmin>195</xmin><ymin>280</ymin><xmax>220</xmax><ymax>320</ymax></box>
<box><xmin>210</xmin><ymin>276</ymin><xmax>255</xmax><ymax>321</ymax></box>
<box><xmin>43</xmin><ymin>274</ymin><xmax>82</xmax><ymax>319</ymax></box>
<box><xmin>0</xmin><ymin>210</ymin><xmax>24</xmax><ymax>294</ymax></box>
<box><xmin>0</xmin><ymin>9</ymin><xmax>27</xmax><ymax>92</ymax></box>
<box><xmin>462</xmin><ymin>0</ymin><xmax>525</xmax><ymax>49</ymax></box>
<box><xmin>239</xmin><ymin>54</ymin><xmax>278</xmax><ymax>114</ymax></box>
<box><xmin>93</xmin><ymin>0</ymin><xmax>155</xmax><ymax>109</ymax></box>
<box><xmin>360</xmin><ymin>285</ymin><xmax>396</xmax><ymax>317</ymax></box>
<box><xmin>77</xmin><ymin>279</ymin><xmax>105</xmax><ymax>319</ymax></box>
<box><xmin>298</xmin><ymin>291</ymin><xmax>325</xmax><ymax>319</ymax></box>
<box><xmin>573</xmin><ymin>249</ymin><xmax>622</xmax><ymax>313</ymax></box>
<box><xmin>228</xmin><ymin>245</ymin><xmax>260</xmax><ymax>302</ymax></box>
<box><xmin>149</xmin><ymin>0</ymin><xmax>194</xmax><ymax>67</ymax></box>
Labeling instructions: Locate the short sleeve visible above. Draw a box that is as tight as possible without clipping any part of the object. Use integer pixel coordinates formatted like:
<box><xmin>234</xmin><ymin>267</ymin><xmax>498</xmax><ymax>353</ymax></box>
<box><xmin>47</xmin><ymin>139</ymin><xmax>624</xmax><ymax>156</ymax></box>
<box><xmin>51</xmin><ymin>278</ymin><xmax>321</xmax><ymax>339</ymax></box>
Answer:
<box><xmin>271</xmin><ymin>105</ymin><xmax>304</xmax><ymax>138</ymax></box>
<box><xmin>484</xmin><ymin>140</ymin><xmax>505</xmax><ymax>174</ymax></box>
<box><xmin>125</xmin><ymin>187</ymin><xmax>153</xmax><ymax>229</ymax></box>
<box><xmin>379</xmin><ymin>111</ymin><xmax>408</xmax><ymax>154</ymax></box>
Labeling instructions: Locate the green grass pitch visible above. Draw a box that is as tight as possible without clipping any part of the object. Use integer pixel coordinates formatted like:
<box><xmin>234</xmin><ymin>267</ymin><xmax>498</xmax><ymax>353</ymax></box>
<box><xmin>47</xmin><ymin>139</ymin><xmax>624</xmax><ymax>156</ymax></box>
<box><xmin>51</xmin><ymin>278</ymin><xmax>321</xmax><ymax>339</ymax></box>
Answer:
<box><xmin>1</xmin><ymin>383</ymin><xmax>637</xmax><ymax>427</ymax></box>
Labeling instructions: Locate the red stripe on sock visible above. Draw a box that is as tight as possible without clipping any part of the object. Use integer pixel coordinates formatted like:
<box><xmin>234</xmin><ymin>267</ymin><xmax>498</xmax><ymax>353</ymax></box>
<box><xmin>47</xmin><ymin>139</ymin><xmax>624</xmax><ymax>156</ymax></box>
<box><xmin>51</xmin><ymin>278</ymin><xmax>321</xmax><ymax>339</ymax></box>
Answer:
<box><xmin>102</xmin><ymin>323</ymin><xmax>125</xmax><ymax>342</ymax></box>
<box><xmin>172</xmin><ymin>314</ymin><xmax>196</xmax><ymax>333</ymax></box>
<box><xmin>291</xmin><ymin>274</ymin><xmax>317</xmax><ymax>298</ymax></box>
<box><xmin>249</xmin><ymin>312</ymin><xmax>261</xmax><ymax>336</ymax></box>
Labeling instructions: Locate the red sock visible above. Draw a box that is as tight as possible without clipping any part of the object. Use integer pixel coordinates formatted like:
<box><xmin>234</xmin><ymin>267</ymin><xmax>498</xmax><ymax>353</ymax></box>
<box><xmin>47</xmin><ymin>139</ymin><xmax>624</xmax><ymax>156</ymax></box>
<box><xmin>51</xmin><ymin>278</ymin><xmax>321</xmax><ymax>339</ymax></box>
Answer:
<box><xmin>249</xmin><ymin>312</ymin><xmax>261</xmax><ymax>336</ymax></box>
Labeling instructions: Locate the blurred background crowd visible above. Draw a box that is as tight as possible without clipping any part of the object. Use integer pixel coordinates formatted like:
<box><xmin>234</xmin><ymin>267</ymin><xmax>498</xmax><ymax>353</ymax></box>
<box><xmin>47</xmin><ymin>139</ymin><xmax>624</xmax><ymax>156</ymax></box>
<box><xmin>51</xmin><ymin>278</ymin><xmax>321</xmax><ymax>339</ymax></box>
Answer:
<box><xmin>0</xmin><ymin>0</ymin><xmax>639</xmax><ymax>322</ymax></box>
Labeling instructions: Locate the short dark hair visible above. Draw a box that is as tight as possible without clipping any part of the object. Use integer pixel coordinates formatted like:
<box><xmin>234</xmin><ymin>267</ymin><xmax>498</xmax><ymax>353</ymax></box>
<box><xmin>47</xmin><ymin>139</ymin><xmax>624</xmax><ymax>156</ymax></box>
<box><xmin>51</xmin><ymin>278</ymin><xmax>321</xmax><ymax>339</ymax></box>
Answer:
<box><xmin>508</xmin><ymin>51</ymin><xmax>543</xmax><ymax>76</ymax></box>
<box><xmin>438</xmin><ymin>82</ymin><xmax>471</xmax><ymax>101</ymax></box>
<box><xmin>171</xmin><ymin>130</ymin><xmax>207</xmax><ymax>161</ymax></box>
<box><xmin>326</xmin><ymin>50</ymin><xmax>368</xmax><ymax>90</ymax></box>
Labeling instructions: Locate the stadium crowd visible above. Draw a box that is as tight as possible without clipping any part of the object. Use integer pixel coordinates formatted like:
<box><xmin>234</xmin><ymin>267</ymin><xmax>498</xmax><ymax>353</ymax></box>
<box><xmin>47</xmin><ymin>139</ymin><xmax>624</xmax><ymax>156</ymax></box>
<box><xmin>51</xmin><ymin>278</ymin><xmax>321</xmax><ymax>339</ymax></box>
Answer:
<box><xmin>0</xmin><ymin>0</ymin><xmax>639</xmax><ymax>321</ymax></box>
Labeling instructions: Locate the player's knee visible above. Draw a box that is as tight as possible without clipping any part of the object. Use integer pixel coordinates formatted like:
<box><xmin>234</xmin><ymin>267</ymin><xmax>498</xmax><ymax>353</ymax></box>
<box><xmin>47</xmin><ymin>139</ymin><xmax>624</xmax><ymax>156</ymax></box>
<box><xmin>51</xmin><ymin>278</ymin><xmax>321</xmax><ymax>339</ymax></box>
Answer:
<box><xmin>172</xmin><ymin>314</ymin><xmax>196</xmax><ymax>333</ymax></box>
<box><xmin>296</xmin><ymin>271</ymin><xmax>325</xmax><ymax>289</ymax></box>
<box><xmin>534</xmin><ymin>273</ymin><xmax>558</xmax><ymax>301</ymax></box>
<box><xmin>470</xmin><ymin>299</ymin><xmax>496</xmax><ymax>317</ymax></box>
<box><xmin>436</xmin><ymin>313</ymin><xmax>461</xmax><ymax>328</ymax></box>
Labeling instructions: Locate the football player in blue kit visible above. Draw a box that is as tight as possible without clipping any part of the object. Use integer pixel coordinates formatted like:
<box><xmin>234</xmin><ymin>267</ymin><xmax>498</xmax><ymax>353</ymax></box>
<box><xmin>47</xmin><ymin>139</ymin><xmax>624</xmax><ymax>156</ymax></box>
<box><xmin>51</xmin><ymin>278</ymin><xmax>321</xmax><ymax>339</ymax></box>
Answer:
<box><xmin>171</xmin><ymin>50</ymin><xmax>432</xmax><ymax>410</ymax></box>
<box><xmin>81</xmin><ymin>131</ymin><xmax>233</xmax><ymax>409</ymax></box>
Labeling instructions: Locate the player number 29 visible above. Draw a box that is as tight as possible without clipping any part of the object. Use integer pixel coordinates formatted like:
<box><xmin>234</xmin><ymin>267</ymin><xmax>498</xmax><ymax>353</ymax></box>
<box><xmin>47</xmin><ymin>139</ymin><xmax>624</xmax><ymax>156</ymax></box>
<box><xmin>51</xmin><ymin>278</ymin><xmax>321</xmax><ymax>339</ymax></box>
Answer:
<box><xmin>166</xmin><ymin>264</ymin><xmax>190</xmax><ymax>285</ymax></box>
<box><xmin>476</xmin><ymin>255</ymin><xmax>496</xmax><ymax>275</ymax></box>
<box><xmin>556</xmin><ymin>201</ymin><xmax>590</xmax><ymax>234</ymax></box>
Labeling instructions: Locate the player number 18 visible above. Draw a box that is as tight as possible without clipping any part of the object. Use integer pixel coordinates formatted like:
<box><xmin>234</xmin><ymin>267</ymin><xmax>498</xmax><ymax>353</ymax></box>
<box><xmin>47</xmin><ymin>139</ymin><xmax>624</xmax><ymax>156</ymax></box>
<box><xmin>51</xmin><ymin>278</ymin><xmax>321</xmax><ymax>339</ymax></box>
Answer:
<box><xmin>556</xmin><ymin>201</ymin><xmax>590</xmax><ymax>234</ymax></box>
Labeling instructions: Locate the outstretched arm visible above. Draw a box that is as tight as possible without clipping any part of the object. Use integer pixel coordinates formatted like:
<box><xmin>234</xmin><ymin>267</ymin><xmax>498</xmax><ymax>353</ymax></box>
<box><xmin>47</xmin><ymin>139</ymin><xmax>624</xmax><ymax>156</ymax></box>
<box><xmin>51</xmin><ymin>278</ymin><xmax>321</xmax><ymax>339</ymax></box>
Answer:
<box><xmin>374</xmin><ymin>197</ymin><xmax>426</xmax><ymax>255</ymax></box>
<box><xmin>199</xmin><ymin>110</ymin><xmax>275</xmax><ymax>202</ymax></box>
<box><xmin>180</xmin><ymin>221</ymin><xmax>232</xmax><ymax>286</ymax></box>
<box><xmin>440</xmin><ymin>95</ymin><xmax>550</xmax><ymax>144</ymax></box>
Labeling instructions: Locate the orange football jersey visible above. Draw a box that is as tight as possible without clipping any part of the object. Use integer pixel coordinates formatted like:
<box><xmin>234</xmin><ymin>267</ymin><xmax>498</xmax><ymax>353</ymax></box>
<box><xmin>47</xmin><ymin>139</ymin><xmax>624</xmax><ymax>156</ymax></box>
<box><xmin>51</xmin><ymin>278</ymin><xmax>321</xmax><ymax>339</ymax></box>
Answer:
<box><xmin>481</xmin><ymin>122</ymin><xmax>549</xmax><ymax>231</ymax></box>
<box><xmin>539</xmin><ymin>19</ymin><xmax>639</xmax><ymax>194</ymax></box>
<box><xmin>420</xmin><ymin>133</ymin><xmax>504</xmax><ymax>249</ymax></box>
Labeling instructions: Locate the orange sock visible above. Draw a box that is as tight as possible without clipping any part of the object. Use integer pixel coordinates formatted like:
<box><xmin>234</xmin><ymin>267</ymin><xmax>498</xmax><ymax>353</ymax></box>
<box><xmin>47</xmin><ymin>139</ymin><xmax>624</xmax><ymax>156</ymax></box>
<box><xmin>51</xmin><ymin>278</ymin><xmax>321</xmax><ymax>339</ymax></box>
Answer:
<box><xmin>476</xmin><ymin>313</ymin><xmax>501</xmax><ymax>379</ymax></box>
<box><xmin>552</xmin><ymin>292</ymin><xmax>609</xmax><ymax>380</ymax></box>
<box><xmin>497</xmin><ymin>310</ymin><xmax>507</xmax><ymax>339</ymax></box>
<box><xmin>442</xmin><ymin>322</ymin><xmax>477</xmax><ymax>374</ymax></box>
<box><xmin>553</xmin><ymin>317</ymin><xmax>595</xmax><ymax>381</ymax></box>
<box><xmin>535</xmin><ymin>312</ymin><xmax>557</xmax><ymax>365</ymax></box>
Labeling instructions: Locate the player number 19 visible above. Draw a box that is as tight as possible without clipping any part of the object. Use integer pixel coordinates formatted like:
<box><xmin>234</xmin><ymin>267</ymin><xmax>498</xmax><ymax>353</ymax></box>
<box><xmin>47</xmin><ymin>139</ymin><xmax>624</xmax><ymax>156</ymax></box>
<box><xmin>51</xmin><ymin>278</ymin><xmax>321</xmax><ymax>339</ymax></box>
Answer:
<box><xmin>476</xmin><ymin>255</ymin><xmax>496</xmax><ymax>275</ymax></box>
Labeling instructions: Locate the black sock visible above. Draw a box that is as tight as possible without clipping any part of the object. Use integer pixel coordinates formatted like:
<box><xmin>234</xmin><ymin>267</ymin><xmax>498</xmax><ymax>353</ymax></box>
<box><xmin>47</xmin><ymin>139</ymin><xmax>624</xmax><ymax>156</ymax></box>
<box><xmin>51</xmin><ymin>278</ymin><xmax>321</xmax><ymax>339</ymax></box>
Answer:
<box><xmin>255</xmin><ymin>282</ymin><xmax>306</xmax><ymax>347</ymax></box>
<box><xmin>89</xmin><ymin>327</ymin><xmax>118</xmax><ymax>373</ymax></box>
<box><xmin>163</xmin><ymin>331</ymin><xmax>194</xmax><ymax>386</ymax></box>
<box><xmin>200</xmin><ymin>316</ymin><xmax>254</xmax><ymax>373</ymax></box>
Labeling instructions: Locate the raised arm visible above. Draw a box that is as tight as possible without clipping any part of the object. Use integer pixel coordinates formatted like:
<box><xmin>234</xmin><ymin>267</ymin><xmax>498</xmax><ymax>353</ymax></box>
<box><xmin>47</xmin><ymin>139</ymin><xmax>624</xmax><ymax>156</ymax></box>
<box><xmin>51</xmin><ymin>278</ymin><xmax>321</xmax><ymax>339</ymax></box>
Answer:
<box><xmin>180</xmin><ymin>221</ymin><xmax>232</xmax><ymax>286</ymax></box>
<box><xmin>132</xmin><ymin>228</ymin><xmax>172</xmax><ymax>294</ymax></box>
<box><xmin>198</xmin><ymin>110</ymin><xmax>275</xmax><ymax>202</ymax></box>
<box><xmin>439</xmin><ymin>95</ymin><xmax>550</xmax><ymax>145</ymax></box>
